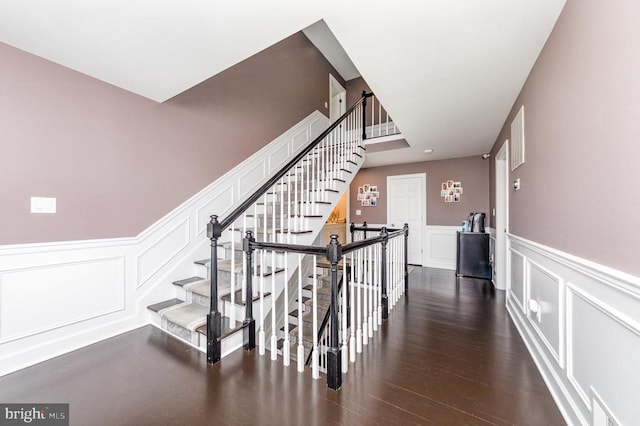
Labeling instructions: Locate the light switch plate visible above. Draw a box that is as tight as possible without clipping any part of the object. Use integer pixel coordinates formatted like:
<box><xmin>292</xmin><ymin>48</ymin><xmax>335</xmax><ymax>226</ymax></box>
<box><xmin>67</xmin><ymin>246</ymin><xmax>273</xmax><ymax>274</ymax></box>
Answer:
<box><xmin>355</xmin><ymin>209</ymin><xmax>362</xmax><ymax>216</ymax></box>
<box><xmin>31</xmin><ymin>197</ymin><xmax>56</xmax><ymax>213</ymax></box>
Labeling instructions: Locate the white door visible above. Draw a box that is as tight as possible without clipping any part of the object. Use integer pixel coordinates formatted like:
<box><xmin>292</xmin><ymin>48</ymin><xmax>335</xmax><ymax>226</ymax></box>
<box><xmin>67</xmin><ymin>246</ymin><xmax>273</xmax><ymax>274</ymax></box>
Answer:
<box><xmin>329</xmin><ymin>74</ymin><xmax>346</xmax><ymax>123</ymax></box>
<box><xmin>495</xmin><ymin>141</ymin><xmax>509</xmax><ymax>290</ymax></box>
<box><xmin>387</xmin><ymin>173</ymin><xmax>425</xmax><ymax>265</ymax></box>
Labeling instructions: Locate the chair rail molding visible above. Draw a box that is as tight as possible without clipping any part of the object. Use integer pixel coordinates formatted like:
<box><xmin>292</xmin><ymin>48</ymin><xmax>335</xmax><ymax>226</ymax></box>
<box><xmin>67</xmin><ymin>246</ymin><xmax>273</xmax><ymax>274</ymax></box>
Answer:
<box><xmin>506</xmin><ymin>233</ymin><xmax>640</xmax><ymax>426</ymax></box>
<box><xmin>0</xmin><ymin>111</ymin><xmax>328</xmax><ymax>377</ymax></box>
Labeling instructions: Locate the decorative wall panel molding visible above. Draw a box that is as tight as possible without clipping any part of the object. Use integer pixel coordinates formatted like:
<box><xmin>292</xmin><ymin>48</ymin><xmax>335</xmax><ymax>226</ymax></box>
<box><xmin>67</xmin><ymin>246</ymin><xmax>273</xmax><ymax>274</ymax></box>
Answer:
<box><xmin>423</xmin><ymin>225</ymin><xmax>458</xmax><ymax>270</ymax></box>
<box><xmin>506</xmin><ymin>234</ymin><xmax>640</xmax><ymax>425</ymax></box>
<box><xmin>0</xmin><ymin>256</ymin><xmax>125</xmax><ymax>344</ymax></box>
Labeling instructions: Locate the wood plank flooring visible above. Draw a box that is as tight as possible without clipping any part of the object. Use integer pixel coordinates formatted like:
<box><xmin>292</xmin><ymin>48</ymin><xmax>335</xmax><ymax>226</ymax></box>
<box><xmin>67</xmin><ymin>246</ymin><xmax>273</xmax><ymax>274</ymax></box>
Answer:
<box><xmin>0</xmin><ymin>267</ymin><xmax>565</xmax><ymax>425</ymax></box>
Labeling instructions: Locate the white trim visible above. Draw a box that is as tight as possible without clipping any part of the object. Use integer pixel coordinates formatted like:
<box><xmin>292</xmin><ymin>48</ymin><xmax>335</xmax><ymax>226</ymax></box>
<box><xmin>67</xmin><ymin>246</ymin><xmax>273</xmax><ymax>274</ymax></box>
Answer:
<box><xmin>507</xmin><ymin>233</ymin><xmax>640</xmax><ymax>425</ymax></box>
<box><xmin>329</xmin><ymin>74</ymin><xmax>346</xmax><ymax>124</ymax></box>
<box><xmin>494</xmin><ymin>140</ymin><xmax>509</xmax><ymax>290</ymax></box>
<box><xmin>508</xmin><ymin>233</ymin><xmax>640</xmax><ymax>294</ymax></box>
<box><xmin>526</xmin><ymin>257</ymin><xmax>565</xmax><ymax>368</ymax></box>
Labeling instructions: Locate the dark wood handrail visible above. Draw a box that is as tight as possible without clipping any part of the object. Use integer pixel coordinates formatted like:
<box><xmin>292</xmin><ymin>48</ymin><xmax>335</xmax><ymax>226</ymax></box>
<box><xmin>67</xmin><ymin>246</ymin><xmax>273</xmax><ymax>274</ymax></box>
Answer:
<box><xmin>341</xmin><ymin>230</ymin><xmax>403</xmax><ymax>254</ymax></box>
<box><xmin>217</xmin><ymin>94</ymin><xmax>369</xmax><ymax>232</ymax></box>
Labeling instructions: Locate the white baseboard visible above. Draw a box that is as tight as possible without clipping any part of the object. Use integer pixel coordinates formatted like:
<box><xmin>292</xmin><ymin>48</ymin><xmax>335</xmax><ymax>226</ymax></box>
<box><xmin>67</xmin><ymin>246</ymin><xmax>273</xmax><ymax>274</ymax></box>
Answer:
<box><xmin>506</xmin><ymin>233</ymin><xmax>640</xmax><ymax>425</ymax></box>
<box><xmin>0</xmin><ymin>111</ymin><xmax>329</xmax><ymax>377</ymax></box>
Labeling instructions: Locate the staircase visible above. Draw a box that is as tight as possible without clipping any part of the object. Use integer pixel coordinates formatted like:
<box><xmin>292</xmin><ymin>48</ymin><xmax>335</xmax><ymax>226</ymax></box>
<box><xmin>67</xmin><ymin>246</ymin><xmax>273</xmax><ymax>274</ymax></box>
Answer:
<box><xmin>147</xmin><ymin>94</ymin><xmax>367</xmax><ymax>354</ymax></box>
<box><xmin>146</xmin><ymin>92</ymin><xmax>408</xmax><ymax>390</ymax></box>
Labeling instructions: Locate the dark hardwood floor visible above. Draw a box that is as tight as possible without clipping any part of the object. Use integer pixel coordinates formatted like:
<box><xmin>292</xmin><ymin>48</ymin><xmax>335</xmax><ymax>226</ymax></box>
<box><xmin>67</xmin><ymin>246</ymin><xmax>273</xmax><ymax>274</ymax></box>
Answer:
<box><xmin>0</xmin><ymin>267</ymin><xmax>564</xmax><ymax>425</ymax></box>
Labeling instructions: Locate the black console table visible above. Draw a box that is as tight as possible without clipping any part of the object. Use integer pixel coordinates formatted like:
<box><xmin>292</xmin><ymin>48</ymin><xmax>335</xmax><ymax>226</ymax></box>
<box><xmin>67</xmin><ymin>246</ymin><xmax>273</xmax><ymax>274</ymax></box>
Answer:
<box><xmin>456</xmin><ymin>231</ymin><xmax>492</xmax><ymax>280</ymax></box>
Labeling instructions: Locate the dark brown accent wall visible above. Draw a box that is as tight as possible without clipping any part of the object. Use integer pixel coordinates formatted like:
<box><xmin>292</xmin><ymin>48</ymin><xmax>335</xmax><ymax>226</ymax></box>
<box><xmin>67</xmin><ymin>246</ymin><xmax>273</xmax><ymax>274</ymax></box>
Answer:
<box><xmin>0</xmin><ymin>32</ymin><xmax>343</xmax><ymax>244</ymax></box>
<box><xmin>489</xmin><ymin>0</ymin><xmax>640</xmax><ymax>276</ymax></box>
<box><xmin>350</xmin><ymin>157</ymin><xmax>489</xmax><ymax>226</ymax></box>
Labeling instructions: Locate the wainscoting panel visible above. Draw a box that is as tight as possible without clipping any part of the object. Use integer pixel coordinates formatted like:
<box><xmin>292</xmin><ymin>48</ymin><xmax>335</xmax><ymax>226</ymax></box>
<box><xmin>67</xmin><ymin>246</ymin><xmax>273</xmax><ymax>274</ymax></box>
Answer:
<box><xmin>136</xmin><ymin>219</ymin><xmax>190</xmax><ymax>287</ymax></box>
<box><xmin>0</xmin><ymin>256</ymin><xmax>125</xmax><ymax>343</ymax></box>
<box><xmin>237</xmin><ymin>161</ymin><xmax>267</xmax><ymax>200</ymax></box>
<box><xmin>507</xmin><ymin>234</ymin><xmax>640</xmax><ymax>425</ymax></box>
<box><xmin>196</xmin><ymin>184</ymin><xmax>234</xmax><ymax>236</ymax></box>
<box><xmin>290</xmin><ymin>126</ymin><xmax>309</xmax><ymax>152</ymax></box>
<box><xmin>566</xmin><ymin>283</ymin><xmax>640</xmax><ymax>421</ymax></box>
<box><xmin>509</xmin><ymin>249</ymin><xmax>525</xmax><ymax>312</ymax></box>
<box><xmin>527</xmin><ymin>259</ymin><xmax>564</xmax><ymax>367</ymax></box>
<box><xmin>268</xmin><ymin>141</ymin><xmax>291</xmax><ymax>173</ymax></box>
<box><xmin>423</xmin><ymin>225</ymin><xmax>458</xmax><ymax>270</ymax></box>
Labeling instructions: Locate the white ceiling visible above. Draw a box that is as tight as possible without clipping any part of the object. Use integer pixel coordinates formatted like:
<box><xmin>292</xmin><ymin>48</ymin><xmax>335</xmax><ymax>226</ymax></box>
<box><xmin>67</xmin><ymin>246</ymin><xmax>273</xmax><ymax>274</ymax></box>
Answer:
<box><xmin>0</xmin><ymin>0</ymin><xmax>566</xmax><ymax>167</ymax></box>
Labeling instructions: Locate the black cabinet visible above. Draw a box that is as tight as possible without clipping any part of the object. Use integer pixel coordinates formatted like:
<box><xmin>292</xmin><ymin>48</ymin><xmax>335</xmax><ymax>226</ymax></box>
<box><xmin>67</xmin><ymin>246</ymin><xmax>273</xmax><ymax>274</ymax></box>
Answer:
<box><xmin>456</xmin><ymin>232</ymin><xmax>491</xmax><ymax>280</ymax></box>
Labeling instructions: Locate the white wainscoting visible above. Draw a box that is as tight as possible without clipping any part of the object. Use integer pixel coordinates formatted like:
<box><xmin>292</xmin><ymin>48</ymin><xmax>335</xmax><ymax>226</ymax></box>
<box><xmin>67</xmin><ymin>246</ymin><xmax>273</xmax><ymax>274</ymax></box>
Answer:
<box><xmin>0</xmin><ymin>111</ymin><xmax>329</xmax><ymax>377</ymax></box>
<box><xmin>423</xmin><ymin>225</ymin><xmax>458</xmax><ymax>270</ymax></box>
<box><xmin>506</xmin><ymin>234</ymin><xmax>640</xmax><ymax>425</ymax></box>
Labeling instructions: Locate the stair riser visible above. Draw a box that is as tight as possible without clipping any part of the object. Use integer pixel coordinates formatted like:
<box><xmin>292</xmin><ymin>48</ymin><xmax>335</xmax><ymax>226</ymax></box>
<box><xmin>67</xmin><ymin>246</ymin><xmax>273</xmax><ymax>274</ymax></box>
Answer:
<box><xmin>162</xmin><ymin>318</ymin><xmax>201</xmax><ymax>347</ymax></box>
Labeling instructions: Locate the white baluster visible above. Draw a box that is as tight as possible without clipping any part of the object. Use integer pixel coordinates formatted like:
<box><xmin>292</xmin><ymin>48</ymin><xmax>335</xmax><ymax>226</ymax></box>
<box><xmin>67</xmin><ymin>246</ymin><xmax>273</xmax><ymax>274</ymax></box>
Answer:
<box><xmin>242</xmin><ymin>213</ymin><xmax>247</xmax><ymax>306</ymax></box>
<box><xmin>349</xmin><ymin>251</ymin><xmax>356</xmax><ymax>363</ymax></box>
<box><xmin>259</xmin><ymin>249</ymin><xmax>265</xmax><ymax>356</ymax></box>
<box><xmin>372</xmin><ymin>242</ymin><xmax>378</xmax><ymax>332</ymax></box>
<box><xmin>368</xmin><ymin>244</ymin><xmax>373</xmax><ymax>338</ymax></box>
<box><xmin>230</xmin><ymin>218</ymin><xmax>236</xmax><ymax>326</ymax></box>
<box><xmin>377</xmin><ymin>243</ymin><xmax>382</xmax><ymax>326</ymax></box>
<box><xmin>371</xmin><ymin>96</ymin><xmax>375</xmax><ymax>139</ymax></box>
<box><xmin>297</xmin><ymin>254</ymin><xmax>304</xmax><ymax>372</ymax></box>
<box><xmin>270</xmin><ymin>248</ymin><xmax>277</xmax><ymax>361</ymax></box>
<box><xmin>386</xmin><ymin>110</ymin><xmax>389</xmax><ymax>136</ymax></box>
<box><xmin>294</xmin><ymin>164</ymin><xmax>299</xmax><ymax>232</ymax></box>
<box><xmin>378</xmin><ymin>102</ymin><xmax>382</xmax><ymax>137</ymax></box>
<box><xmin>341</xmin><ymin>259</ymin><xmax>348</xmax><ymax>373</ymax></box>
<box><xmin>362</xmin><ymin>244</ymin><xmax>368</xmax><ymax>346</ymax></box>
<box><xmin>312</xmin><ymin>256</ymin><xmax>319</xmax><ymax>379</ymax></box>
<box><xmin>283</xmin><ymin>249</ymin><xmax>290</xmax><ymax>366</ymax></box>
<box><xmin>356</xmin><ymin>248</ymin><xmax>362</xmax><ymax>353</ymax></box>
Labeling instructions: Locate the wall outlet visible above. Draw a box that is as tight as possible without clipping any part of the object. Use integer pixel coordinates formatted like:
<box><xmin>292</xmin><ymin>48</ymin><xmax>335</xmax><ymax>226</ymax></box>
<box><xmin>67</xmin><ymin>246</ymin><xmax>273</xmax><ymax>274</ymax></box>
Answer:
<box><xmin>31</xmin><ymin>197</ymin><xmax>56</xmax><ymax>214</ymax></box>
<box><xmin>355</xmin><ymin>209</ymin><xmax>362</xmax><ymax>216</ymax></box>
<box><xmin>513</xmin><ymin>178</ymin><xmax>521</xmax><ymax>190</ymax></box>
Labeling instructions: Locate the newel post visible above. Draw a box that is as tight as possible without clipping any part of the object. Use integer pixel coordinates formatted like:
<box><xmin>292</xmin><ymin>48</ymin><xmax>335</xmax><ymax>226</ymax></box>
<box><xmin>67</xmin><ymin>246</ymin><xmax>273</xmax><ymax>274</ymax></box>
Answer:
<box><xmin>206</xmin><ymin>215</ymin><xmax>223</xmax><ymax>364</ymax></box>
<box><xmin>362</xmin><ymin>221</ymin><xmax>368</xmax><ymax>239</ymax></box>
<box><xmin>243</xmin><ymin>231</ymin><xmax>256</xmax><ymax>351</ymax></box>
<box><xmin>380</xmin><ymin>226</ymin><xmax>389</xmax><ymax>320</ymax></box>
<box><xmin>403</xmin><ymin>223</ymin><xmax>409</xmax><ymax>293</ymax></box>
<box><xmin>326</xmin><ymin>234</ymin><xmax>343</xmax><ymax>390</ymax></box>
<box><xmin>350</xmin><ymin>222</ymin><xmax>355</xmax><ymax>243</ymax></box>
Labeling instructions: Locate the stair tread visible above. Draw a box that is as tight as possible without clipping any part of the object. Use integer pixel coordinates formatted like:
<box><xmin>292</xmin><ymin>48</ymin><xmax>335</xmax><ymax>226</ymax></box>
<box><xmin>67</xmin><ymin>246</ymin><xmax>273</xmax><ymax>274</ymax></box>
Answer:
<box><xmin>221</xmin><ymin>289</ymin><xmax>272</xmax><ymax>305</ymax></box>
<box><xmin>173</xmin><ymin>276</ymin><xmax>206</xmax><ymax>287</ymax></box>
<box><xmin>147</xmin><ymin>298</ymin><xmax>184</xmax><ymax>313</ymax></box>
<box><xmin>193</xmin><ymin>260</ymin><xmax>284</xmax><ymax>277</ymax></box>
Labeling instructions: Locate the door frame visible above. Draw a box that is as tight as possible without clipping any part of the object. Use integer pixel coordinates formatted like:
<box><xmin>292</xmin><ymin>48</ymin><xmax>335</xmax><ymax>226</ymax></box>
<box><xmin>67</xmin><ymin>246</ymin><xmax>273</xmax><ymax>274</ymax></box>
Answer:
<box><xmin>329</xmin><ymin>74</ymin><xmax>346</xmax><ymax>123</ymax></box>
<box><xmin>495</xmin><ymin>140</ymin><xmax>509</xmax><ymax>291</ymax></box>
<box><xmin>387</xmin><ymin>173</ymin><xmax>426</xmax><ymax>265</ymax></box>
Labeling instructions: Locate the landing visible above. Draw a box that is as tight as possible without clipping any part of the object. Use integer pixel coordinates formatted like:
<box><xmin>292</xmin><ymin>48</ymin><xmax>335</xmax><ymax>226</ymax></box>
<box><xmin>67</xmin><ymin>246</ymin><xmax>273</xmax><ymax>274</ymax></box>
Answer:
<box><xmin>0</xmin><ymin>268</ymin><xmax>564</xmax><ymax>425</ymax></box>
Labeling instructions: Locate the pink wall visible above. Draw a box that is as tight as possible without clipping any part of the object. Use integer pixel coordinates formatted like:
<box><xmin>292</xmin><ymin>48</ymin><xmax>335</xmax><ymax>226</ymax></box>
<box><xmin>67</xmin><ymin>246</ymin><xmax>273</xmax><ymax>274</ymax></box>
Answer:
<box><xmin>350</xmin><ymin>156</ymin><xmax>489</xmax><ymax>226</ymax></box>
<box><xmin>0</xmin><ymin>33</ymin><xmax>343</xmax><ymax>244</ymax></box>
<box><xmin>489</xmin><ymin>0</ymin><xmax>640</xmax><ymax>276</ymax></box>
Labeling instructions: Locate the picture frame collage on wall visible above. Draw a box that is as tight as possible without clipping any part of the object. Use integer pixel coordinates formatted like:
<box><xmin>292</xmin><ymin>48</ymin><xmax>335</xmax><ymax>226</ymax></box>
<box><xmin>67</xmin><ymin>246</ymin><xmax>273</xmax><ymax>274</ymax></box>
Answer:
<box><xmin>357</xmin><ymin>184</ymin><xmax>380</xmax><ymax>207</ymax></box>
<box><xmin>441</xmin><ymin>180</ymin><xmax>463</xmax><ymax>203</ymax></box>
